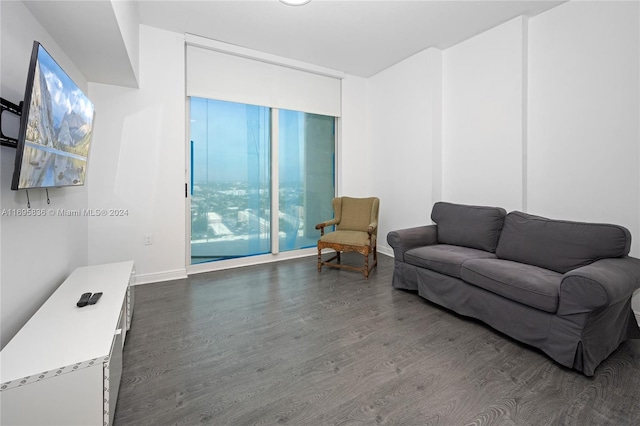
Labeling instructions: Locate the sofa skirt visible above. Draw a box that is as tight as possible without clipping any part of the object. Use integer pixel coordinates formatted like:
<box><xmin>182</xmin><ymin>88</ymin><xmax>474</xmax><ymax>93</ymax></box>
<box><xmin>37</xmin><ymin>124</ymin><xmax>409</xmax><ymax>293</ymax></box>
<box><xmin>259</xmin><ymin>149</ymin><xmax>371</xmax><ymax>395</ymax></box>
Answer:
<box><xmin>396</xmin><ymin>263</ymin><xmax>639</xmax><ymax>376</ymax></box>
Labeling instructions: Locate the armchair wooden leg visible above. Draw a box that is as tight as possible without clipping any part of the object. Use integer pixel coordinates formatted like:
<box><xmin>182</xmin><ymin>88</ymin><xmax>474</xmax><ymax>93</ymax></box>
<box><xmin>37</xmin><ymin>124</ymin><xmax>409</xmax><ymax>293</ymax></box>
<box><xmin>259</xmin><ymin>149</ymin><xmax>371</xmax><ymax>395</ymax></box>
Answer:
<box><xmin>317</xmin><ymin>243</ymin><xmax>377</xmax><ymax>279</ymax></box>
<box><xmin>364</xmin><ymin>251</ymin><xmax>369</xmax><ymax>279</ymax></box>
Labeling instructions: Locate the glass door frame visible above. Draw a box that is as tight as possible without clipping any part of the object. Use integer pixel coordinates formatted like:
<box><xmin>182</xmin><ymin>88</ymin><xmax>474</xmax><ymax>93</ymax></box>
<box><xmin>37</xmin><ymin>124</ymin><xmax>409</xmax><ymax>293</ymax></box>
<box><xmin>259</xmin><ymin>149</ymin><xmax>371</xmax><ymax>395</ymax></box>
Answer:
<box><xmin>185</xmin><ymin>102</ymin><xmax>340</xmax><ymax>275</ymax></box>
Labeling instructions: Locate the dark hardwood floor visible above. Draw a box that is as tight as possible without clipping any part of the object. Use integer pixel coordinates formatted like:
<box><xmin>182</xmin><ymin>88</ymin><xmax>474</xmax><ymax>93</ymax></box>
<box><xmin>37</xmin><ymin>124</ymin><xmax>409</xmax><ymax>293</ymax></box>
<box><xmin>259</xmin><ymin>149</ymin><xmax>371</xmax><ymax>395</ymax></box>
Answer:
<box><xmin>115</xmin><ymin>254</ymin><xmax>640</xmax><ymax>425</ymax></box>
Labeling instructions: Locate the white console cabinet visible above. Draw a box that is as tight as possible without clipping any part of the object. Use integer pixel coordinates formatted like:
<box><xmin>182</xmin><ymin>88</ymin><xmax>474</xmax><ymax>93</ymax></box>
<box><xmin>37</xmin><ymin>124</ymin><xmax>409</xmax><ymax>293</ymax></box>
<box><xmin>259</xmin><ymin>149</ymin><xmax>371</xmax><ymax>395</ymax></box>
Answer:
<box><xmin>0</xmin><ymin>261</ymin><xmax>135</xmax><ymax>426</ymax></box>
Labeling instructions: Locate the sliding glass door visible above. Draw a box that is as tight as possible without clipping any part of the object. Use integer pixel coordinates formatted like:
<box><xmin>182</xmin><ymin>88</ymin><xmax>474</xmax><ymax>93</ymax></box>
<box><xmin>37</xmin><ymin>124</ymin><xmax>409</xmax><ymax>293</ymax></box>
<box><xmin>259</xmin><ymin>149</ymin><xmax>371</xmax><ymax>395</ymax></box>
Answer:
<box><xmin>190</xmin><ymin>98</ymin><xmax>335</xmax><ymax>264</ymax></box>
<box><xmin>190</xmin><ymin>98</ymin><xmax>271</xmax><ymax>263</ymax></box>
<box><xmin>278</xmin><ymin>110</ymin><xmax>335</xmax><ymax>252</ymax></box>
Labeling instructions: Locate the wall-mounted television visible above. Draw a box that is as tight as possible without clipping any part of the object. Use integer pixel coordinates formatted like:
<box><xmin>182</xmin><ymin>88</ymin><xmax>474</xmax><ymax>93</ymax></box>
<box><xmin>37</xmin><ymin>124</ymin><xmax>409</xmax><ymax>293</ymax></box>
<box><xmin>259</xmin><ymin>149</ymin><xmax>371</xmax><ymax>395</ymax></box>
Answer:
<box><xmin>11</xmin><ymin>41</ymin><xmax>95</xmax><ymax>190</ymax></box>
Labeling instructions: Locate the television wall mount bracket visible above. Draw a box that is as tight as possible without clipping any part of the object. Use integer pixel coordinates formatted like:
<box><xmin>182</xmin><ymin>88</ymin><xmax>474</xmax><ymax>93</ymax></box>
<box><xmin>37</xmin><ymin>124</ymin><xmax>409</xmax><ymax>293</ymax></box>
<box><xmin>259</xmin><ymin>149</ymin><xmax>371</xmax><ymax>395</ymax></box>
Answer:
<box><xmin>0</xmin><ymin>97</ymin><xmax>23</xmax><ymax>148</ymax></box>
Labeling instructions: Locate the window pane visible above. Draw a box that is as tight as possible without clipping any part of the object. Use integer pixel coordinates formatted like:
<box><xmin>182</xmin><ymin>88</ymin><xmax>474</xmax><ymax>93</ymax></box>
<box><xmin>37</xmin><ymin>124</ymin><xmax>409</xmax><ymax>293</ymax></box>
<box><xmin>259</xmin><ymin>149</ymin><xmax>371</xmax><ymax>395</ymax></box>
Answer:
<box><xmin>278</xmin><ymin>110</ymin><xmax>335</xmax><ymax>252</ymax></box>
<box><xmin>190</xmin><ymin>98</ymin><xmax>271</xmax><ymax>263</ymax></box>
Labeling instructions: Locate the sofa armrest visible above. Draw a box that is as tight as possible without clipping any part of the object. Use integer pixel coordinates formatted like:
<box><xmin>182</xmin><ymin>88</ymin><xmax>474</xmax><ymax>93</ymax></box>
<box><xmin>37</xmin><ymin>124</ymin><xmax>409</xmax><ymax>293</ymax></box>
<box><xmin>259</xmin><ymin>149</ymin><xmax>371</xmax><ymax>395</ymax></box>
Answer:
<box><xmin>558</xmin><ymin>256</ymin><xmax>640</xmax><ymax>314</ymax></box>
<box><xmin>386</xmin><ymin>225</ymin><xmax>438</xmax><ymax>262</ymax></box>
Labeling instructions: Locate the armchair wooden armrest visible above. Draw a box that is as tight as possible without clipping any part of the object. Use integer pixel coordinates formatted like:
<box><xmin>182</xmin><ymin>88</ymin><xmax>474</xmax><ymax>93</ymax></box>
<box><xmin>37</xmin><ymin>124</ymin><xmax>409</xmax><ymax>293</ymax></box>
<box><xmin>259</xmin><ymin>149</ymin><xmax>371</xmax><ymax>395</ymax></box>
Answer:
<box><xmin>316</xmin><ymin>219</ymin><xmax>339</xmax><ymax>236</ymax></box>
<box><xmin>368</xmin><ymin>221</ymin><xmax>378</xmax><ymax>235</ymax></box>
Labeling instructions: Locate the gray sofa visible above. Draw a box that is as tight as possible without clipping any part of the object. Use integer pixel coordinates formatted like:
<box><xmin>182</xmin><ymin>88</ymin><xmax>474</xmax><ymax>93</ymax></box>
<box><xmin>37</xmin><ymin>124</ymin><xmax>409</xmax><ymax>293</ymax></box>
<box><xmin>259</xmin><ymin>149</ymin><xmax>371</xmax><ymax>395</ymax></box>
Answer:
<box><xmin>387</xmin><ymin>201</ymin><xmax>640</xmax><ymax>376</ymax></box>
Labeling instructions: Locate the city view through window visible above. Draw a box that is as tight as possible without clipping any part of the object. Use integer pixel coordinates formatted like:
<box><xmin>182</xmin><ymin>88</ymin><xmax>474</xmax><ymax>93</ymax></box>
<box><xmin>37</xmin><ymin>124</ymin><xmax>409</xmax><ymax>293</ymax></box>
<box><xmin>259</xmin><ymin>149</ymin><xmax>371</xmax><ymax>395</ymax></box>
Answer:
<box><xmin>190</xmin><ymin>98</ymin><xmax>335</xmax><ymax>263</ymax></box>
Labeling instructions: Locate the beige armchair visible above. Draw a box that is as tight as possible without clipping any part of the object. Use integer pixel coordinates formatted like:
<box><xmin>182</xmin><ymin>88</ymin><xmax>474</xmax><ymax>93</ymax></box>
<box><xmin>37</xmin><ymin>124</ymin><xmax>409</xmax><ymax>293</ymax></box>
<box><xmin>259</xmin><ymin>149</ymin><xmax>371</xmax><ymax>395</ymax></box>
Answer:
<box><xmin>315</xmin><ymin>196</ymin><xmax>380</xmax><ymax>278</ymax></box>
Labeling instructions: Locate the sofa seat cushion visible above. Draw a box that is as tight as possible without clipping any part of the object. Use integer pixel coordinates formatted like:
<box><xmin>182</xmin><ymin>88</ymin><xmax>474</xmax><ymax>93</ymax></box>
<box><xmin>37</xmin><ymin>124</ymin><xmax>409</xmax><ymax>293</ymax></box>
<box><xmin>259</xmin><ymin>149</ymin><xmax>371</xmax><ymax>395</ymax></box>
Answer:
<box><xmin>461</xmin><ymin>259</ymin><xmax>562</xmax><ymax>313</ymax></box>
<box><xmin>404</xmin><ymin>244</ymin><xmax>497</xmax><ymax>279</ymax></box>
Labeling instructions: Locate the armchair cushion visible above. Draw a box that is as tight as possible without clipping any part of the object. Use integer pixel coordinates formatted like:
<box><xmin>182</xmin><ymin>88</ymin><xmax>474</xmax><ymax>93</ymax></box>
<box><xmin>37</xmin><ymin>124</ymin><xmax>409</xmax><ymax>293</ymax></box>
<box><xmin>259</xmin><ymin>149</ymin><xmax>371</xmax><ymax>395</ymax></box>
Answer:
<box><xmin>337</xmin><ymin>197</ymin><xmax>379</xmax><ymax>233</ymax></box>
<box><xmin>320</xmin><ymin>231</ymin><xmax>376</xmax><ymax>246</ymax></box>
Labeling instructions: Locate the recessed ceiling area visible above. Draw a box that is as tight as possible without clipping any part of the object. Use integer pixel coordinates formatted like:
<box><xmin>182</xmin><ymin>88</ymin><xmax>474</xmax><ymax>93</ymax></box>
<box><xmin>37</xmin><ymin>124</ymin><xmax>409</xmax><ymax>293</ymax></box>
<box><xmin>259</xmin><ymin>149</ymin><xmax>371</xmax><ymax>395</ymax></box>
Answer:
<box><xmin>23</xmin><ymin>0</ymin><xmax>140</xmax><ymax>88</ymax></box>
<box><xmin>22</xmin><ymin>0</ymin><xmax>565</xmax><ymax>86</ymax></box>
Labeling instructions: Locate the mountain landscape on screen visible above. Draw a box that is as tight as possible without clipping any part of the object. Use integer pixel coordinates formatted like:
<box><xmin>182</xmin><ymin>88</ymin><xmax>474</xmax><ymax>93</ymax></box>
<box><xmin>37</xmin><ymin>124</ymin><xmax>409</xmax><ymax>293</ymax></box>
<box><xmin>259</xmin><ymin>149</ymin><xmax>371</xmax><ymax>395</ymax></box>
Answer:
<box><xmin>16</xmin><ymin>45</ymin><xmax>94</xmax><ymax>189</ymax></box>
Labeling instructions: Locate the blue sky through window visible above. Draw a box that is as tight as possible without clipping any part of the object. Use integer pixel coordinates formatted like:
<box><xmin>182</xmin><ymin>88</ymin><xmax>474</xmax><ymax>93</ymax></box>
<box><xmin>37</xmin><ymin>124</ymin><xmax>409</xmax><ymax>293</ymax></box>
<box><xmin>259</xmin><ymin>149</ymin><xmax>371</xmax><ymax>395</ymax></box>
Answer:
<box><xmin>190</xmin><ymin>97</ymin><xmax>269</xmax><ymax>184</ymax></box>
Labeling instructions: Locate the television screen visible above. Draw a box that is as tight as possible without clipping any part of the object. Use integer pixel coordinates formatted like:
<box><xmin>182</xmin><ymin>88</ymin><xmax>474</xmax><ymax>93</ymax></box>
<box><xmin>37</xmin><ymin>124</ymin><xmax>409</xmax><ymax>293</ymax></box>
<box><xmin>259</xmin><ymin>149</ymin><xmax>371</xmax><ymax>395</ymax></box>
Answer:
<box><xmin>11</xmin><ymin>41</ymin><xmax>95</xmax><ymax>190</ymax></box>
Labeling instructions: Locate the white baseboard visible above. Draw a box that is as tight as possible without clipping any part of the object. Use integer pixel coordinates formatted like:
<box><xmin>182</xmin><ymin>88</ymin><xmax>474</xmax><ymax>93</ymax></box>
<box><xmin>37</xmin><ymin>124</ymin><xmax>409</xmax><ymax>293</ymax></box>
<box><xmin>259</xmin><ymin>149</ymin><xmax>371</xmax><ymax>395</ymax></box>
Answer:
<box><xmin>187</xmin><ymin>247</ymin><xmax>319</xmax><ymax>275</ymax></box>
<box><xmin>377</xmin><ymin>246</ymin><xmax>394</xmax><ymax>258</ymax></box>
<box><xmin>134</xmin><ymin>248</ymin><xmax>393</xmax><ymax>285</ymax></box>
<box><xmin>133</xmin><ymin>269</ymin><xmax>188</xmax><ymax>285</ymax></box>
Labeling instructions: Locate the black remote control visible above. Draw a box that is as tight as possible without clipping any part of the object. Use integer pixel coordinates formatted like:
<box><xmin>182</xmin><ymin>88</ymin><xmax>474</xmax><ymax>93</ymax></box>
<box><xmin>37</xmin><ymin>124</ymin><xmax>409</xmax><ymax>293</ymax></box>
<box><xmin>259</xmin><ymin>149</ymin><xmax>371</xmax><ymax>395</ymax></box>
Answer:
<box><xmin>87</xmin><ymin>292</ymin><xmax>103</xmax><ymax>305</ymax></box>
<box><xmin>77</xmin><ymin>292</ymin><xmax>92</xmax><ymax>307</ymax></box>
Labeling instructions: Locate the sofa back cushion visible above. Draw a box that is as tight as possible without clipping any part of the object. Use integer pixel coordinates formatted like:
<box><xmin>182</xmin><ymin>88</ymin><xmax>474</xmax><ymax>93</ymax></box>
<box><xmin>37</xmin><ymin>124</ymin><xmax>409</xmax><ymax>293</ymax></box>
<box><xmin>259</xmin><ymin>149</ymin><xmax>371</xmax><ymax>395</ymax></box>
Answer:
<box><xmin>431</xmin><ymin>202</ymin><xmax>507</xmax><ymax>253</ymax></box>
<box><xmin>496</xmin><ymin>211</ymin><xmax>631</xmax><ymax>273</ymax></box>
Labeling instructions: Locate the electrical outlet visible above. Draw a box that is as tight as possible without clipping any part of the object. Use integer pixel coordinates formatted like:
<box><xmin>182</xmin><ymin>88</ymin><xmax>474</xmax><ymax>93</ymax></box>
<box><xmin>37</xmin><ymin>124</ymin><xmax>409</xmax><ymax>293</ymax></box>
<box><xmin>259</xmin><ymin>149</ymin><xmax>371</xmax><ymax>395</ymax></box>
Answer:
<box><xmin>144</xmin><ymin>234</ymin><xmax>153</xmax><ymax>245</ymax></box>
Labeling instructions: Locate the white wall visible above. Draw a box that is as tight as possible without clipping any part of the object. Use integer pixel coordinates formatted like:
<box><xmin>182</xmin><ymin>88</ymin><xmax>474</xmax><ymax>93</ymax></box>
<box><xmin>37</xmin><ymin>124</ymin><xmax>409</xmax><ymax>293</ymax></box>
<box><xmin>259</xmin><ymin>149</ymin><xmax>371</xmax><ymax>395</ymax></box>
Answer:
<box><xmin>368</xmin><ymin>48</ymin><xmax>442</xmax><ymax>254</ymax></box>
<box><xmin>111</xmin><ymin>0</ymin><xmax>140</xmax><ymax>86</ymax></box>
<box><xmin>339</xmin><ymin>74</ymin><xmax>370</xmax><ymax>197</ymax></box>
<box><xmin>87</xmin><ymin>25</ymin><xmax>186</xmax><ymax>284</ymax></box>
<box><xmin>442</xmin><ymin>16</ymin><xmax>526</xmax><ymax>213</ymax></box>
<box><xmin>528</xmin><ymin>1</ymin><xmax>639</xmax><ymax>257</ymax></box>
<box><xmin>527</xmin><ymin>0</ymin><xmax>640</xmax><ymax>320</ymax></box>
<box><xmin>0</xmin><ymin>1</ymin><xmax>90</xmax><ymax>348</ymax></box>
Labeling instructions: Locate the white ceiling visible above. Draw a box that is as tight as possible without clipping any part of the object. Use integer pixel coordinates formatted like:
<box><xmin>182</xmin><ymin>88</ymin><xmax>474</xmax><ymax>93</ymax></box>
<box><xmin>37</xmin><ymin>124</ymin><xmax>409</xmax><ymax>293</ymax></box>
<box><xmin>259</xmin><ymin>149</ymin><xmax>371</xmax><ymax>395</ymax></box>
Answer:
<box><xmin>22</xmin><ymin>0</ymin><xmax>564</xmax><ymax>86</ymax></box>
<box><xmin>138</xmin><ymin>0</ymin><xmax>563</xmax><ymax>77</ymax></box>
